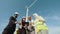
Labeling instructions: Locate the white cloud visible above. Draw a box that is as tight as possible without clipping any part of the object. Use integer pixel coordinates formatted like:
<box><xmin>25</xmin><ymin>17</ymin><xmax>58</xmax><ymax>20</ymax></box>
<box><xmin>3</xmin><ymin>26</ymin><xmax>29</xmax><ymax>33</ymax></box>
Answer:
<box><xmin>45</xmin><ymin>16</ymin><xmax>60</xmax><ymax>20</ymax></box>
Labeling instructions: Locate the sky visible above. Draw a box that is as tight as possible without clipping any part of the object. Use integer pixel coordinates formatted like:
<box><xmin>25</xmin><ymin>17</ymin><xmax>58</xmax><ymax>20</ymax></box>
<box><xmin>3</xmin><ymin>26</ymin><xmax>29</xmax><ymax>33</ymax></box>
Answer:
<box><xmin>0</xmin><ymin>0</ymin><xmax>60</xmax><ymax>34</ymax></box>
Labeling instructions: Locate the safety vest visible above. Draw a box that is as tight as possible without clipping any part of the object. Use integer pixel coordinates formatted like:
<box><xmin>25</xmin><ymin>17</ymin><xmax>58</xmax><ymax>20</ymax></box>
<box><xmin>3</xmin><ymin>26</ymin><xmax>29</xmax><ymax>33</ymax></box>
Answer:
<box><xmin>34</xmin><ymin>19</ymin><xmax>48</xmax><ymax>34</ymax></box>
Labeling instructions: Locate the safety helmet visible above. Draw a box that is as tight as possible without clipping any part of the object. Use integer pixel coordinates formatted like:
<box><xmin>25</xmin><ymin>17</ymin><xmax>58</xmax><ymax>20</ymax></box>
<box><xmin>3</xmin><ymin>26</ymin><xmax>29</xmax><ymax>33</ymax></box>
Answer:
<box><xmin>14</xmin><ymin>12</ymin><xmax>19</xmax><ymax>15</ymax></box>
<box><xmin>33</xmin><ymin>13</ymin><xmax>38</xmax><ymax>17</ymax></box>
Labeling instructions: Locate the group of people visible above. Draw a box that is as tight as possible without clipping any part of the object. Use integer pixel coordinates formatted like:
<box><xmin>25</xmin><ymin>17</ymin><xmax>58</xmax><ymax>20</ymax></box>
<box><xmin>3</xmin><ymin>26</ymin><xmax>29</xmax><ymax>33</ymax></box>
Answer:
<box><xmin>2</xmin><ymin>12</ymin><xmax>48</xmax><ymax>34</ymax></box>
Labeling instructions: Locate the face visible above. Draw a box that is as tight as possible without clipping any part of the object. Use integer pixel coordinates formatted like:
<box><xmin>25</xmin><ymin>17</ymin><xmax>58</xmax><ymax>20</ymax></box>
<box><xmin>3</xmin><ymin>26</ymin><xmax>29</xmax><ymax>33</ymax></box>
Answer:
<box><xmin>33</xmin><ymin>15</ymin><xmax>38</xmax><ymax>19</ymax></box>
<box><xmin>14</xmin><ymin>14</ymin><xmax>18</xmax><ymax>18</ymax></box>
<box><xmin>22</xmin><ymin>18</ymin><xmax>26</xmax><ymax>22</ymax></box>
<box><xmin>33</xmin><ymin>15</ymin><xmax>36</xmax><ymax>18</ymax></box>
<box><xmin>28</xmin><ymin>16</ymin><xmax>31</xmax><ymax>21</ymax></box>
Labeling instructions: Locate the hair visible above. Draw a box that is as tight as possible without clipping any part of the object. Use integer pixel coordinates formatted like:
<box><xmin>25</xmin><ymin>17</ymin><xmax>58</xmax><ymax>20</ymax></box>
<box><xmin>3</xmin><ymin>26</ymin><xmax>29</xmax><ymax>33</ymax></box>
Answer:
<box><xmin>21</xmin><ymin>18</ymin><xmax>26</xmax><ymax>22</ymax></box>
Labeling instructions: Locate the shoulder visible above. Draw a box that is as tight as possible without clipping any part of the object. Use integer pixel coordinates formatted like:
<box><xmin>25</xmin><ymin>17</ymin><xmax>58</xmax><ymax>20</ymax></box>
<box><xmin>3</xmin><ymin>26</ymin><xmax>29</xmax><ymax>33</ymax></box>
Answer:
<box><xmin>10</xmin><ymin>16</ymin><xmax>15</xmax><ymax>19</ymax></box>
<box><xmin>9</xmin><ymin>16</ymin><xmax>14</xmax><ymax>20</ymax></box>
<box><xmin>39</xmin><ymin>16</ymin><xmax>45</xmax><ymax>21</ymax></box>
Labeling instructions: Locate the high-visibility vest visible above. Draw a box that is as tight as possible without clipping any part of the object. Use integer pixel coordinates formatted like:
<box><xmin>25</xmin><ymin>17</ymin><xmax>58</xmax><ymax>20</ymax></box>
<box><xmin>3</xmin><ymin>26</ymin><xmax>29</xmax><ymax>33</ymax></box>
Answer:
<box><xmin>34</xmin><ymin>19</ymin><xmax>48</xmax><ymax>34</ymax></box>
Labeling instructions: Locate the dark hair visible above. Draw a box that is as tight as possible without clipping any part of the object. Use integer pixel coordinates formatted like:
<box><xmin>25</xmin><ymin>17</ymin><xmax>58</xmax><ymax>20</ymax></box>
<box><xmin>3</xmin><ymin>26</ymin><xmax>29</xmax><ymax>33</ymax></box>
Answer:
<box><xmin>21</xmin><ymin>18</ymin><xmax>26</xmax><ymax>22</ymax></box>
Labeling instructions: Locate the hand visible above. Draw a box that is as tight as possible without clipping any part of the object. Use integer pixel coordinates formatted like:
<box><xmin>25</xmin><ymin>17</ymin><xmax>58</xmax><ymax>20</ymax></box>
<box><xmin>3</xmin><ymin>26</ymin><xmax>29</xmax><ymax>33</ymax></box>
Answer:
<box><xmin>24</xmin><ymin>24</ymin><xmax>28</xmax><ymax>29</ymax></box>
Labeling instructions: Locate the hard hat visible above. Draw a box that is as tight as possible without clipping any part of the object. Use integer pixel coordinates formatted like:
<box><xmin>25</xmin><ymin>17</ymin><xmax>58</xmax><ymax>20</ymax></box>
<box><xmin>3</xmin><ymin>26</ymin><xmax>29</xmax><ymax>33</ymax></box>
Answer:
<box><xmin>14</xmin><ymin>12</ymin><xmax>19</xmax><ymax>15</ymax></box>
<box><xmin>33</xmin><ymin>13</ymin><xmax>38</xmax><ymax>17</ymax></box>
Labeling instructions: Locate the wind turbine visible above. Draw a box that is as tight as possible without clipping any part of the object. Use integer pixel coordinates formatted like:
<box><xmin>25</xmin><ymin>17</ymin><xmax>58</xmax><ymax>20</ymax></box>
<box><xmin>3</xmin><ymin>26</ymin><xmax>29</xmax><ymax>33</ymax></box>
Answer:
<box><xmin>26</xmin><ymin>0</ymin><xmax>37</xmax><ymax>22</ymax></box>
<box><xmin>26</xmin><ymin>6</ymin><xmax>29</xmax><ymax>22</ymax></box>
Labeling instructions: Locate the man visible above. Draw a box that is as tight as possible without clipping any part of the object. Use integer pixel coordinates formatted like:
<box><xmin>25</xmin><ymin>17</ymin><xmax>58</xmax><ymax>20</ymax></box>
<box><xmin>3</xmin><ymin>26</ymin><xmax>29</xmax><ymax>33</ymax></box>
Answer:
<box><xmin>2</xmin><ymin>12</ymin><xmax>19</xmax><ymax>34</ymax></box>
<box><xmin>33</xmin><ymin>13</ymin><xmax>48</xmax><ymax>34</ymax></box>
<box><xmin>28</xmin><ymin>16</ymin><xmax>35</xmax><ymax>34</ymax></box>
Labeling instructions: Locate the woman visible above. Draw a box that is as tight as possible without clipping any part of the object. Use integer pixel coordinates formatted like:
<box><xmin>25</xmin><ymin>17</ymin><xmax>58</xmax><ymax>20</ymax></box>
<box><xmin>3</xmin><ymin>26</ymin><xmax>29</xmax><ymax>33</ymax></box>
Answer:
<box><xmin>33</xmin><ymin>13</ymin><xmax>48</xmax><ymax>34</ymax></box>
<box><xmin>17</xmin><ymin>18</ymin><xmax>26</xmax><ymax>34</ymax></box>
<box><xmin>17</xmin><ymin>17</ymin><xmax>29</xmax><ymax>34</ymax></box>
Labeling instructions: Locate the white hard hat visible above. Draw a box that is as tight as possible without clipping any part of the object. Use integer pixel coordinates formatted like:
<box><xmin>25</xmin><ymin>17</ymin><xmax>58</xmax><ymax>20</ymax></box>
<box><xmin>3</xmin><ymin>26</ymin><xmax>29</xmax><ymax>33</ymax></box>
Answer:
<box><xmin>14</xmin><ymin>12</ymin><xmax>19</xmax><ymax>14</ymax></box>
<box><xmin>33</xmin><ymin>13</ymin><xmax>38</xmax><ymax>17</ymax></box>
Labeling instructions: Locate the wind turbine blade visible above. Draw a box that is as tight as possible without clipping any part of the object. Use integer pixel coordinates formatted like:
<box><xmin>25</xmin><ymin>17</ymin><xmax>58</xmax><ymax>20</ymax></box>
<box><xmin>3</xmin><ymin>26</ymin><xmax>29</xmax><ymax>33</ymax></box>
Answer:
<box><xmin>29</xmin><ymin>0</ymin><xmax>37</xmax><ymax>8</ymax></box>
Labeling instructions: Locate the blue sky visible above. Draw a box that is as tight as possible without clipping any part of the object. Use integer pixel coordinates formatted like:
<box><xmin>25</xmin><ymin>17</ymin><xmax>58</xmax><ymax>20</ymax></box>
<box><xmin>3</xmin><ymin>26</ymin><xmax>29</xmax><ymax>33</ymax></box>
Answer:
<box><xmin>0</xmin><ymin>0</ymin><xmax>60</xmax><ymax>34</ymax></box>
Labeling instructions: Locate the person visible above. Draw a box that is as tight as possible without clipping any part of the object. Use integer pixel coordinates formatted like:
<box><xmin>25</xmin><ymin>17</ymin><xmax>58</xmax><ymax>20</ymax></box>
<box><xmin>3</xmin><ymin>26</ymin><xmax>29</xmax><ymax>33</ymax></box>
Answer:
<box><xmin>17</xmin><ymin>17</ymin><xmax>29</xmax><ymax>34</ymax></box>
<box><xmin>33</xmin><ymin>13</ymin><xmax>48</xmax><ymax>34</ymax></box>
<box><xmin>2</xmin><ymin>12</ymin><xmax>19</xmax><ymax>34</ymax></box>
<box><xmin>28</xmin><ymin>16</ymin><xmax>35</xmax><ymax>34</ymax></box>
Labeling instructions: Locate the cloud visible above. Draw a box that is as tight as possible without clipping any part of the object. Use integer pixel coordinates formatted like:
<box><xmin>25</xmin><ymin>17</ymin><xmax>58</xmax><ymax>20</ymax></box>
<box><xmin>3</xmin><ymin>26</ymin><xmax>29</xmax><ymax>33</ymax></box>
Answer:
<box><xmin>45</xmin><ymin>15</ymin><xmax>60</xmax><ymax>20</ymax></box>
